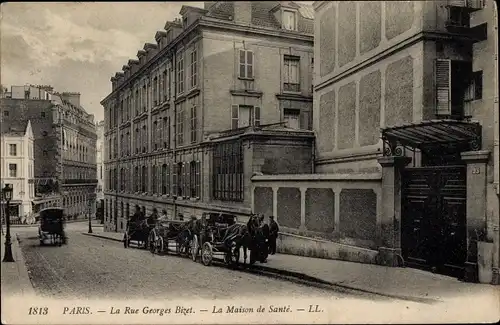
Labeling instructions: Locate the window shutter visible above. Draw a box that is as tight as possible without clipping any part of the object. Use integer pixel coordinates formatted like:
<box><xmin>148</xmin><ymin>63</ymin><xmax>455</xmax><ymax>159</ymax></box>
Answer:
<box><xmin>239</xmin><ymin>50</ymin><xmax>246</xmax><ymax>77</ymax></box>
<box><xmin>232</xmin><ymin>105</ymin><xmax>239</xmax><ymax>129</ymax></box>
<box><xmin>254</xmin><ymin>106</ymin><xmax>261</xmax><ymax>126</ymax></box>
<box><xmin>247</xmin><ymin>51</ymin><xmax>254</xmax><ymax>78</ymax></box>
<box><xmin>185</xmin><ymin>162</ymin><xmax>191</xmax><ymax>198</ymax></box>
<box><xmin>196</xmin><ymin>161</ymin><xmax>201</xmax><ymax>198</ymax></box>
<box><xmin>166</xmin><ymin>164</ymin><xmax>170</xmax><ymax>195</ymax></box>
<box><xmin>435</xmin><ymin>59</ymin><xmax>451</xmax><ymax>116</ymax></box>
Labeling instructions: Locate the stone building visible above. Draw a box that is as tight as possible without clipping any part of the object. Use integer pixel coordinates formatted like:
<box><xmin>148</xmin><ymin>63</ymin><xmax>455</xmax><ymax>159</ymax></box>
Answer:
<box><xmin>0</xmin><ymin>120</ymin><xmax>35</xmax><ymax>221</ymax></box>
<box><xmin>101</xmin><ymin>1</ymin><xmax>314</xmax><ymax>232</ymax></box>
<box><xmin>1</xmin><ymin>85</ymin><xmax>98</xmax><ymax>218</ymax></box>
<box><xmin>252</xmin><ymin>0</ymin><xmax>499</xmax><ymax>284</ymax></box>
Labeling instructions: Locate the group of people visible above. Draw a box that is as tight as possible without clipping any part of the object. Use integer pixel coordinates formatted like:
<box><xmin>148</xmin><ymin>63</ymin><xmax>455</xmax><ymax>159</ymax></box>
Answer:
<box><xmin>252</xmin><ymin>214</ymin><xmax>279</xmax><ymax>255</ymax></box>
<box><xmin>126</xmin><ymin>205</ymin><xmax>280</xmax><ymax>255</ymax></box>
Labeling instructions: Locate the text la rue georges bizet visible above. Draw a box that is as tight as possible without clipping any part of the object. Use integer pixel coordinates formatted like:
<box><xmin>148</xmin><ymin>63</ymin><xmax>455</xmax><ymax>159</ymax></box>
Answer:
<box><xmin>59</xmin><ymin>304</ymin><xmax>324</xmax><ymax>316</ymax></box>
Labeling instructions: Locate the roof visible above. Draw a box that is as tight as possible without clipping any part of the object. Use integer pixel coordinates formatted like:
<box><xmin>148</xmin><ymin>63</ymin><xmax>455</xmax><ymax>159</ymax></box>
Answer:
<box><xmin>381</xmin><ymin>119</ymin><xmax>482</xmax><ymax>153</ymax></box>
<box><xmin>1</xmin><ymin>119</ymin><xmax>28</xmax><ymax>136</ymax></box>
<box><xmin>207</xmin><ymin>1</ymin><xmax>314</xmax><ymax>33</ymax></box>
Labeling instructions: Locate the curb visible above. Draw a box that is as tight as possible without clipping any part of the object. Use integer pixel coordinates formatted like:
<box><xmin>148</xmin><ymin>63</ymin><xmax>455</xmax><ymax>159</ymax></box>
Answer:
<box><xmin>83</xmin><ymin>232</ymin><xmax>438</xmax><ymax>304</ymax></box>
<box><xmin>82</xmin><ymin>232</ymin><xmax>123</xmax><ymax>242</ymax></box>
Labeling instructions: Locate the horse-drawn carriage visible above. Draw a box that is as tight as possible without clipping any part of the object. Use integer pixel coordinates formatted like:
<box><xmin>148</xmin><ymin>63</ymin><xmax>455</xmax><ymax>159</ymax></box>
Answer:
<box><xmin>124</xmin><ymin>219</ymin><xmax>154</xmax><ymax>249</ymax></box>
<box><xmin>38</xmin><ymin>207</ymin><xmax>67</xmax><ymax>246</ymax></box>
<box><xmin>147</xmin><ymin>219</ymin><xmax>192</xmax><ymax>256</ymax></box>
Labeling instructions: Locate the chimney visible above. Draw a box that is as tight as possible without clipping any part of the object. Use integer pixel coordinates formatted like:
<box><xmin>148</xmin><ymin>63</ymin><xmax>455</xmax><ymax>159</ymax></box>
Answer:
<box><xmin>233</xmin><ymin>1</ymin><xmax>252</xmax><ymax>25</ymax></box>
<box><xmin>61</xmin><ymin>92</ymin><xmax>81</xmax><ymax>107</ymax></box>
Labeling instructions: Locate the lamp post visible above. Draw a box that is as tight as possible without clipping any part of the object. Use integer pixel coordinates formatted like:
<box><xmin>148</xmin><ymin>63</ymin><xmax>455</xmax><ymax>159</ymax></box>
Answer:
<box><xmin>3</xmin><ymin>184</ymin><xmax>14</xmax><ymax>262</ymax></box>
<box><xmin>88</xmin><ymin>201</ymin><xmax>93</xmax><ymax>234</ymax></box>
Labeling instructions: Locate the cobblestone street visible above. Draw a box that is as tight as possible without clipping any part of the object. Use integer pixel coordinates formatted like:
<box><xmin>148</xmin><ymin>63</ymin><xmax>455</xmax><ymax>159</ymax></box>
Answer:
<box><xmin>16</xmin><ymin>223</ymin><xmax>378</xmax><ymax>301</ymax></box>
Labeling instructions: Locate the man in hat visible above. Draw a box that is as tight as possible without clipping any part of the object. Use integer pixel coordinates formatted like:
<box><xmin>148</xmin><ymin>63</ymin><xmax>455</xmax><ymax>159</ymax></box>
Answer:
<box><xmin>268</xmin><ymin>215</ymin><xmax>279</xmax><ymax>255</ymax></box>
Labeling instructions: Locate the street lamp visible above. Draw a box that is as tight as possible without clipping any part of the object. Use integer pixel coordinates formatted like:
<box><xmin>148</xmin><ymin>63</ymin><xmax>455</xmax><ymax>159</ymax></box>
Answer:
<box><xmin>2</xmin><ymin>184</ymin><xmax>14</xmax><ymax>262</ymax></box>
<box><xmin>88</xmin><ymin>201</ymin><xmax>93</xmax><ymax>234</ymax></box>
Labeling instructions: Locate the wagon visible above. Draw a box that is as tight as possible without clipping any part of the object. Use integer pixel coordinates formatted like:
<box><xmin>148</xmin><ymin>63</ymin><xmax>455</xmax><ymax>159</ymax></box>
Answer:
<box><xmin>194</xmin><ymin>213</ymin><xmax>241</xmax><ymax>267</ymax></box>
<box><xmin>38</xmin><ymin>207</ymin><xmax>67</xmax><ymax>246</ymax></box>
<box><xmin>147</xmin><ymin>219</ymin><xmax>192</xmax><ymax>256</ymax></box>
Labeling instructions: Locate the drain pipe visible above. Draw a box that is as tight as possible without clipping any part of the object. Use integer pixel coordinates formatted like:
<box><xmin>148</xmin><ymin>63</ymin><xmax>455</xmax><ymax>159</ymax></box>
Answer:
<box><xmin>493</xmin><ymin>2</ymin><xmax>499</xmax><ymax>197</ymax></box>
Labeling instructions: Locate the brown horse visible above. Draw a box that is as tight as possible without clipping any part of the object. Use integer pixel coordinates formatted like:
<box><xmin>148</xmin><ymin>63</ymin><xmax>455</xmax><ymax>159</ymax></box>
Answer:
<box><xmin>222</xmin><ymin>214</ymin><xmax>265</xmax><ymax>265</ymax></box>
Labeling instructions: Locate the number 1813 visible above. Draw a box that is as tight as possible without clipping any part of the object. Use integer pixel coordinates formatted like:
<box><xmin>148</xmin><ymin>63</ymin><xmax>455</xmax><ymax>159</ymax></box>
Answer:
<box><xmin>28</xmin><ymin>307</ymin><xmax>48</xmax><ymax>315</ymax></box>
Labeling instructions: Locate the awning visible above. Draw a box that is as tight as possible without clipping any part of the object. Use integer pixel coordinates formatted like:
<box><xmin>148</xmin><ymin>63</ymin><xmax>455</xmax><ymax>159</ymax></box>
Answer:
<box><xmin>381</xmin><ymin>119</ymin><xmax>482</xmax><ymax>154</ymax></box>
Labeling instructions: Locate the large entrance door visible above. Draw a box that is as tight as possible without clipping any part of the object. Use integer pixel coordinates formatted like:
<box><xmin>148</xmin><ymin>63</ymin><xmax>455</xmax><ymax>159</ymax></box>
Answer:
<box><xmin>401</xmin><ymin>166</ymin><xmax>467</xmax><ymax>277</ymax></box>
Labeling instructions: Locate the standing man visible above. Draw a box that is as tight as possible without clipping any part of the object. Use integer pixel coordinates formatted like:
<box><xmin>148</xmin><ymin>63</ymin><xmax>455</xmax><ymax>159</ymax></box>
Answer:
<box><xmin>268</xmin><ymin>215</ymin><xmax>279</xmax><ymax>255</ymax></box>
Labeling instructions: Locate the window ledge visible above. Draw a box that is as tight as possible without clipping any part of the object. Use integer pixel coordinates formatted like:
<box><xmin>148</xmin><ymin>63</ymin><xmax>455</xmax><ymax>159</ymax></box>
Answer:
<box><xmin>238</xmin><ymin>77</ymin><xmax>254</xmax><ymax>81</ymax></box>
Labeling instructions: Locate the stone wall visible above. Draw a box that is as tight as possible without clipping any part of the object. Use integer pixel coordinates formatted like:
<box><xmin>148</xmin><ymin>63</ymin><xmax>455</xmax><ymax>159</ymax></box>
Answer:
<box><xmin>252</xmin><ymin>173</ymin><xmax>382</xmax><ymax>252</ymax></box>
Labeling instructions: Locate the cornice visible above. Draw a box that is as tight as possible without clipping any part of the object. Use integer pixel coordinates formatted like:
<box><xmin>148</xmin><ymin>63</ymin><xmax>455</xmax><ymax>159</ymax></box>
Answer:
<box><xmin>276</xmin><ymin>93</ymin><xmax>313</xmax><ymax>102</ymax></box>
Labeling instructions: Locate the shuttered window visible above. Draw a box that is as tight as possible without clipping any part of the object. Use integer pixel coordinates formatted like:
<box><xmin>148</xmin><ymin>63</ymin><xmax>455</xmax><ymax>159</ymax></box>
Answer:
<box><xmin>435</xmin><ymin>59</ymin><xmax>451</xmax><ymax>116</ymax></box>
<box><xmin>239</xmin><ymin>50</ymin><xmax>254</xmax><ymax>79</ymax></box>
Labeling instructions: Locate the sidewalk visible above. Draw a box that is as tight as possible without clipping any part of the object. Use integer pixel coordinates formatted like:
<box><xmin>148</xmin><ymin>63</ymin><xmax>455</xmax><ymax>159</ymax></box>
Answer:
<box><xmin>83</xmin><ymin>229</ymin><xmax>499</xmax><ymax>303</ymax></box>
<box><xmin>0</xmin><ymin>232</ymin><xmax>36</xmax><ymax>297</ymax></box>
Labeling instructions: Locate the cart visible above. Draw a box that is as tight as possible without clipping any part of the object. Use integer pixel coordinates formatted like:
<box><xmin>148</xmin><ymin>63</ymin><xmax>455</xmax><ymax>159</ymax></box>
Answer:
<box><xmin>38</xmin><ymin>207</ymin><xmax>67</xmax><ymax>246</ymax></box>
<box><xmin>124</xmin><ymin>219</ymin><xmax>152</xmax><ymax>249</ymax></box>
<box><xmin>148</xmin><ymin>219</ymin><xmax>192</xmax><ymax>256</ymax></box>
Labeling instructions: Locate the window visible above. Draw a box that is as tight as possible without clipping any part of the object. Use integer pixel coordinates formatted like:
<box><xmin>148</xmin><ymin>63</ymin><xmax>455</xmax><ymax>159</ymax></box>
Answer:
<box><xmin>3</xmin><ymin>110</ymin><xmax>8</xmax><ymax>117</ymax></box>
<box><xmin>284</xmin><ymin>56</ymin><xmax>300</xmax><ymax>92</ymax></box>
<box><xmin>135</xmin><ymin>90</ymin><xmax>140</xmax><ymax>115</ymax></box>
<box><xmin>120</xmin><ymin>168</ymin><xmax>125</xmax><ymax>191</ymax></box>
<box><xmin>190</xmin><ymin>102</ymin><xmax>197</xmax><ymax>143</ymax></box>
<box><xmin>142</xmin><ymin>125</ymin><xmax>147</xmax><ymax>153</ymax></box>
<box><xmin>190</xmin><ymin>161</ymin><xmax>201</xmax><ymax>198</ymax></box>
<box><xmin>190</xmin><ymin>47</ymin><xmax>198</xmax><ymax>89</ymax></box>
<box><xmin>283</xmin><ymin>10</ymin><xmax>297</xmax><ymax>31</ymax></box>
<box><xmin>435</xmin><ymin>59</ymin><xmax>472</xmax><ymax>119</ymax></box>
<box><xmin>466</xmin><ymin>71</ymin><xmax>483</xmax><ymax>101</ymax></box>
<box><xmin>126</xmin><ymin>131</ymin><xmax>130</xmax><ymax>156</ymax></box>
<box><xmin>9</xmin><ymin>144</ymin><xmax>17</xmax><ymax>156</ymax></box>
<box><xmin>163</xmin><ymin>68</ymin><xmax>170</xmax><ymax>100</ymax></box>
<box><xmin>135</xmin><ymin>167</ymin><xmax>140</xmax><ymax>192</ymax></box>
<box><xmin>142</xmin><ymin>85</ymin><xmax>147</xmax><ymax>111</ymax></box>
<box><xmin>162</xmin><ymin>164</ymin><xmax>168</xmax><ymax>195</ymax></box>
<box><xmin>151</xmin><ymin>166</ymin><xmax>157</xmax><ymax>194</ymax></box>
<box><xmin>231</xmin><ymin>105</ymin><xmax>260</xmax><ymax>129</ymax></box>
<box><xmin>177</xmin><ymin>52</ymin><xmax>185</xmax><ymax>94</ymax></box>
<box><xmin>153</xmin><ymin>77</ymin><xmax>158</xmax><ymax>106</ymax></box>
<box><xmin>212</xmin><ymin>141</ymin><xmax>243</xmax><ymax>201</ymax></box>
<box><xmin>163</xmin><ymin>117</ymin><xmax>170</xmax><ymax>149</ymax></box>
<box><xmin>176</xmin><ymin>103</ymin><xmax>184</xmax><ymax>145</ymax></box>
<box><xmin>239</xmin><ymin>50</ymin><xmax>254</xmax><ymax>79</ymax></box>
<box><xmin>446</xmin><ymin>7</ymin><xmax>470</xmax><ymax>28</ymax></box>
<box><xmin>153</xmin><ymin>120</ymin><xmax>158</xmax><ymax>150</ymax></box>
<box><xmin>173</xmin><ymin>162</ymin><xmax>183</xmax><ymax>197</ymax></box>
<box><xmin>284</xmin><ymin>109</ymin><xmax>301</xmax><ymax>129</ymax></box>
<box><xmin>142</xmin><ymin>166</ymin><xmax>147</xmax><ymax>193</ymax></box>
<box><xmin>120</xmin><ymin>134</ymin><xmax>124</xmax><ymax>156</ymax></box>
<box><xmin>9</xmin><ymin>164</ymin><xmax>17</xmax><ymax>177</ymax></box>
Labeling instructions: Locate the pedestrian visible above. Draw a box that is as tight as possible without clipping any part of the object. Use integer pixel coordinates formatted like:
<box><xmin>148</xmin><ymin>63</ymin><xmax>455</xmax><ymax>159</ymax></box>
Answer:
<box><xmin>268</xmin><ymin>215</ymin><xmax>279</xmax><ymax>255</ymax></box>
<box><xmin>147</xmin><ymin>208</ymin><xmax>159</xmax><ymax>227</ymax></box>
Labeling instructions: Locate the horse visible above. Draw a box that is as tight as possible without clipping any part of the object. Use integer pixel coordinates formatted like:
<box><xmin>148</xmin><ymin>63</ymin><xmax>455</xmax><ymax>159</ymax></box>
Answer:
<box><xmin>221</xmin><ymin>214</ymin><xmax>264</xmax><ymax>265</ymax></box>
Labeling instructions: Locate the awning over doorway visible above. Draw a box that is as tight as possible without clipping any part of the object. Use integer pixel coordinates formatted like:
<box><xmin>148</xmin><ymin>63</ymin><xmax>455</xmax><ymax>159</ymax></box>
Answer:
<box><xmin>381</xmin><ymin>119</ymin><xmax>482</xmax><ymax>156</ymax></box>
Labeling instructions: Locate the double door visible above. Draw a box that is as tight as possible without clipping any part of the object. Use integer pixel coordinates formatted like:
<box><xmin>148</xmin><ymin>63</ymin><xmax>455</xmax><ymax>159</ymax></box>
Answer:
<box><xmin>401</xmin><ymin>166</ymin><xmax>467</xmax><ymax>277</ymax></box>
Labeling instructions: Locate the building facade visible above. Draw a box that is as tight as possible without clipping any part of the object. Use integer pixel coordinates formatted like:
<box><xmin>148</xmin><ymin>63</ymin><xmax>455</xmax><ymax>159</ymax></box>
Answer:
<box><xmin>1</xmin><ymin>85</ymin><xmax>98</xmax><ymax>218</ymax></box>
<box><xmin>101</xmin><ymin>1</ymin><xmax>314</xmax><ymax>232</ymax></box>
<box><xmin>96</xmin><ymin>120</ymin><xmax>105</xmax><ymax>222</ymax></box>
<box><xmin>0</xmin><ymin>120</ymin><xmax>35</xmax><ymax>221</ymax></box>
<box><xmin>252</xmin><ymin>0</ymin><xmax>499</xmax><ymax>284</ymax></box>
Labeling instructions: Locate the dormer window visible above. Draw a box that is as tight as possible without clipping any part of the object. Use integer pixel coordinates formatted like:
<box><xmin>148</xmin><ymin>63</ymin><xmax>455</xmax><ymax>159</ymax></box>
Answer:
<box><xmin>283</xmin><ymin>10</ymin><xmax>297</xmax><ymax>31</ymax></box>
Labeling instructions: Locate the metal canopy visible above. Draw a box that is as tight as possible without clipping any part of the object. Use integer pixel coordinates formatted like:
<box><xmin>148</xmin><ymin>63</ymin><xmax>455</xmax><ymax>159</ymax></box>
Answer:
<box><xmin>381</xmin><ymin>119</ymin><xmax>482</xmax><ymax>156</ymax></box>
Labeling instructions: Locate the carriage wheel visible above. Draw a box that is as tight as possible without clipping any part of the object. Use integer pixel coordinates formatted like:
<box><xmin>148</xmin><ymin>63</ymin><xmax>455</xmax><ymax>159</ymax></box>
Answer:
<box><xmin>157</xmin><ymin>236</ymin><xmax>164</xmax><ymax>254</ymax></box>
<box><xmin>190</xmin><ymin>235</ymin><xmax>199</xmax><ymax>262</ymax></box>
<box><xmin>201</xmin><ymin>242</ymin><xmax>213</xmax><ymax>266</ymax></box>
<box><xmin>148</xmin><ymin>231</ymin><xmax>156</xmax><ymax>254</ymax></box>
<box><xmin>227</xmin><ymin>242</ymin><xmax>240</xmax><ymax>266</ymax></box>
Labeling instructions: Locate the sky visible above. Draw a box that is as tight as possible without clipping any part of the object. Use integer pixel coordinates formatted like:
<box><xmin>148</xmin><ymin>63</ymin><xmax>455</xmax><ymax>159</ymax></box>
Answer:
<box><xmin>1</xmin><ymin>2</ymin><xmax>205</xmax><ymax>122</ymax></box>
